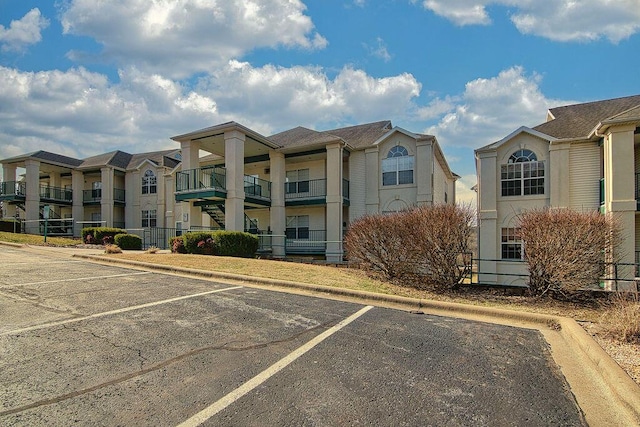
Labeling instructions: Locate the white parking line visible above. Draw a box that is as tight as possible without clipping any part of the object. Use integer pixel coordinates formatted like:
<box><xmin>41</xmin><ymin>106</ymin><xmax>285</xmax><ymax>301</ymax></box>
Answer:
<box><xmin>1</xmin><ymin>285</ymin><xmax>243</xmax><ymax>336</ymax></box>
<box><xmin>176</xmin><ymin>305</ymin><xmax>374</xmax><ymax>427</ymax></box>
<box><xmin>0</xmin><ymin>260</ymin><xmax>84</xmax><ymax>266</ymax></box>
<box><xmin>9</xmin><ymin>271</ymin><xmax>152</xmax><ymax>287</ymax></box>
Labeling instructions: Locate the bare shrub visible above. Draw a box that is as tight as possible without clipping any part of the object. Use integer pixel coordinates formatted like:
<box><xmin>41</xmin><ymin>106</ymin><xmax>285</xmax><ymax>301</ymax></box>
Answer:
<box><xmin>344</xmin><ymin>212</ymin><xmax>414</xmax><ymax>282</ymax></box>
<box><xmin>600</xmin><ymin>292</ymin><xmax>640</xmax><ymax>343</ymax></box>
<box><xmin>345</xmin><ymin>204</ymin><xmax>474</xmax><ymax>291</ymax></box>
<box><xmin>518</xmin><ymin>208</ymin><xmax>620</xmax><ymax>297</ymax></box>
<box><xmin>104</xmin><ymin>244</ymin><xmax>122</xmax><ymax>254</ymax></box>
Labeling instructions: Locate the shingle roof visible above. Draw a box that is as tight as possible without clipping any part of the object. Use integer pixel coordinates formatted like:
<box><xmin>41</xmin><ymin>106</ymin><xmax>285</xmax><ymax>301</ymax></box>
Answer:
<box><xmin>0</xmin><ymin>150</ymin><xmax>84</xmax><ymax>167</ymax></box>
<box><xmin>79</xmin><ymin>150</ymin><xmax>133</xmax><ymax>169</ymax></box>
<box><xmin>268</xmin><ymin>121</ymin><xmax>392</xmax><ymax>150</ymax></box>
<box><xmin>533</xmin><ymin>94</ymin><xmax>640</xmax><ymax>139</ymax></box>
<box><xmin>126</xmin><ymin>149</ymin><xmax>180</xmax><ymax>170</ymax></box>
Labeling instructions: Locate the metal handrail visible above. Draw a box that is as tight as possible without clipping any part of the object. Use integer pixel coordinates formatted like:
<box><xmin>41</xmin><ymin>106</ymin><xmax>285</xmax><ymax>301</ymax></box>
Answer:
<box><xmin>176</xmin><ymin>167</ymin><xmax>227</xmax><ymax>192</ymax></box>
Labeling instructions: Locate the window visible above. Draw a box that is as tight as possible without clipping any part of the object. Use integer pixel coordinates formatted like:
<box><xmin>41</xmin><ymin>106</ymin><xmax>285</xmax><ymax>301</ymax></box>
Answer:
<box><xmin>286</xmin><ymin>169</ymin><xmax>310</xmax><ymax>193</ymax></box>
<box><xmin>142</xmin><ymin>170</ymin><xmax>157</xmax><ymax>194</ymax></box>
<box><xmin>142</xmin><ymin>209</ymin><xmax>157</xmax><ymax>228</ymax></box>
<box><xmin>92</xmin><ymin>181</ymin><xmax>102</xmax><ymax>198</ymax></box>
<box><xmin>501</xmin><ymin>228</ymin><xmax>522</xmax><ymax>259</ymax></box>
<box><xmin>286</xmin><ymin>215</ymin><xmax>309</xmax><ymax>239</ymax></box>
<box><xmin>501</xmin><ymin>149</ymin><xmax>544</xmax><ymax>196</ymax></box>
<box><xmin>382</xmin><ymin>146</ymin><xmax>414</xmax><ymax>186</ymax></box>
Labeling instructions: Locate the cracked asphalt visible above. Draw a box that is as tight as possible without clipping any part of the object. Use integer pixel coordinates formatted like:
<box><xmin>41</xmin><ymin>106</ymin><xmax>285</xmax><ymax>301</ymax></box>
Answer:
<box><xmin>0</xmin><ymin>245</ymin><xmax>587</xmax><ymax>426</ymax></box>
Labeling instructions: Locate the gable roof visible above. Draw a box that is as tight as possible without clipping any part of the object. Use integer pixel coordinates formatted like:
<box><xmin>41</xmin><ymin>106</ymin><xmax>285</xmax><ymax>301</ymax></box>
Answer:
<box><xmin>269</xmin><ymin>120</ymin><xmax>392</xmax><ymax>151</ymax></box>
<box><xmin>533</xmin><ymin>94</ymin><xmax>640</xmax><ymax>139</ymax></box>
<box><xmin>0</xmin><ymin>150</ymin><xmax>83</xmax><ymax>168</ymax></box>
<box><xmin>79</xmin><ymin>150</ymin><xmax>133</xmax><ymax>170</ymax></box>
<box><xmin>476</xmin><ymin>126</ymin><xmax>556</xmax><ymax>153</ymax></box>
<box><xmin>126</xmin><ymin>149</ymin><xmax>181</xmax><ymax>170</ymax></box>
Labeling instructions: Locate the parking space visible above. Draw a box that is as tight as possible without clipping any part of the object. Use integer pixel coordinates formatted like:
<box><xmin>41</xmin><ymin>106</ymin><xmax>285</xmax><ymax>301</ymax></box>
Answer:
<box><xmin>0</xmin><ymin>246</ymin><xmax>586</xmax><ymax>426</ymax></box>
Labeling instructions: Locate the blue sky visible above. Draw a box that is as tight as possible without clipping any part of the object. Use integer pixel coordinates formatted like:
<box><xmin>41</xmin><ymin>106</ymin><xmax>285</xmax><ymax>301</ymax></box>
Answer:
<box><xmin>1</xmin><ymin>0</ymin><xmax>640</xmax><ymax>203</ymax></box>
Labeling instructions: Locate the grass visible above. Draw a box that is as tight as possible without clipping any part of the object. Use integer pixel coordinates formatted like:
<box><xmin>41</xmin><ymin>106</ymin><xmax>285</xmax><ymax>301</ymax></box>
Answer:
<box><xmin>0</xmin><ymin>231</ymin><xmax>80</xmax><ymax>247</ymax></box>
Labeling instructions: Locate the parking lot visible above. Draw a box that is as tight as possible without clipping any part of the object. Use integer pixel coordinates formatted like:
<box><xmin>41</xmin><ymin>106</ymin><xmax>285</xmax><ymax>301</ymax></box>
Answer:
<box><xmin>0</xmin><ymin>245</ymin><xmax>587</xmax><ymax>426</ymax></box>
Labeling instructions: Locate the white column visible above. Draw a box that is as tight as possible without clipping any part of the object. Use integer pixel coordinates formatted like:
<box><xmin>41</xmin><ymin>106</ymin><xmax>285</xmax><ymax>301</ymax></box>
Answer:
<box><xmin>476</xmin><ymin>151</ymin><xmax>498</xmax><ymax>284</ymax></box>
<box><xmin>364</xmin><ymin>147</ymin><xmax>379</xmax><ymax>214</ymax></box>
<box><xmin>180</xmin><ymin>140</ymin><xmax>200</xmax><ymax>231</ymax></box>
<box><xmin>224</xmin><ymin>130</ymin><xmax>246</xmax><ymax>231</ymax></box>
<box><xmin>72</xmin><ymin>170</ymin><xmax>84</xmax><ymax>236</ymax></box>
<box><xmin>24</xmin><ymin>159</ymin><xmax>41</xmax><ymax>234</ymax></box>
<box><xmin>269</xmin><ymin>151</ymin><xmax>286</xmax><ymax>258</ymax></box>
<box><xmin>416</xmin><ymin>140</ymin><xmax>434</xmax><ymax>205</ymax></box>
<box><xmin>100</xmin><ymin>167</ymin><xmax>114</xmax><ymax>227</ymax></box>
<box><xmin>603</xmin><ymin>125</ymin><xmax>636</xmax><ymax>290</ymax></box>
<box><xmin>326</xmin><ymin>142</ymin><xmax>343</xmax><ymax>262</ymax></box>
<box><xmin>2</xmin><ymin>164</ymin><xmax>17</xmax><ymax>218</ymax></box>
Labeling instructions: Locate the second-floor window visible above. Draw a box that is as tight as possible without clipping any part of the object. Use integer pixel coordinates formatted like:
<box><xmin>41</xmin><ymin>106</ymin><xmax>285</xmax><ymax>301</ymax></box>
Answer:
<box><xmin>142</xmin><ymin>170</ymin><xmax>157</xmax><ymax>194</ymax></box>
<box><xmin>382</xmin><ymin>146</ymin><xmax>414</xmax><ymax>186</ymax></box>
<box><xmin>501</xmin><ymin>149</ymin><xmax>544</xmax><ymax>196</ymax></box>
<box><xmin>286</xmin><ymin>169</ymin><xmax>310</xmax><ymax>193</ymax></box>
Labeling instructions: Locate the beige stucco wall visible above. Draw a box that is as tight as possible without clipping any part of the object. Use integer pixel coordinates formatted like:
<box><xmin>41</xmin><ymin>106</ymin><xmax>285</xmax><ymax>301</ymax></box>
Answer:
<box><xmin>348</xmin><ymin>150</ymin><xmax>366</xmax><ymax>223</ymax></box>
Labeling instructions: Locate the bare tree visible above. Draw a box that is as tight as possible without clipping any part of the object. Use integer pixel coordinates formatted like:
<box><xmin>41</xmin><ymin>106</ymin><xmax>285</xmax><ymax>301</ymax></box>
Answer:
<box><xmin>518</xmin><ymin>208</ymin><xmax>621</xmax><ymax>297</ymax></box>
<box><xmin>345</xmin><ymin>204</ymin><xmax>474</xmax><ymax>291</ymax></box>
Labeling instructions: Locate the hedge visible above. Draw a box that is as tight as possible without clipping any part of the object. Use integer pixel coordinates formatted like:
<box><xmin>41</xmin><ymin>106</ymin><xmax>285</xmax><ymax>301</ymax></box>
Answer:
<box><xmin>179</xmin><ymin>231</ymin><xmax>258</xmax><ymax>257</ymax></box>
<box><xmin>114</xmin><ymin>233</ymin><xmax>142</xmax><ymax>250</ymax></box>
<box><xmin>82</xmin><ymin>227</ymin><xmax>127</xmax><ymax>244</ymax></box>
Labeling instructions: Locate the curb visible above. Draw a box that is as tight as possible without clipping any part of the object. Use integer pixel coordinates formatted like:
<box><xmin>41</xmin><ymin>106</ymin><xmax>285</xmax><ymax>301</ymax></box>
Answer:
<box><xmin>74</xmin><ymin>253</ymin><xmax>640</xmax><ymax>424</ymax></box>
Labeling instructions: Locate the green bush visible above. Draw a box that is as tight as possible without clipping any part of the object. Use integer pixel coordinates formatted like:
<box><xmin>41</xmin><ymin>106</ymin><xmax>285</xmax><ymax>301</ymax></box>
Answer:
<box><xmin>114</xmin><ymin>233</ymin><xmax>142</xmax><ymax>250</ymax></box>
<box><xmin>215</xmin><ymin>231</ymin><xmax>258</xmax><ymax>258</ymax></box>
<box><xmin>169</xmin><ymin>236</ymin><xmax>187</xmax><ymax>253</ymax></box>
<box><xmin>184</xmin><ymin>231</ymin><xmax>219</xmax><ymax>255</ymax></box>
<box><xmin>181</xmin><ymin>231</ymin><xmax>258</xmax><ymax>257</ymax></box>
<box><xmin>82</xmin><ymin>227</ymin><xmax>126</xmax><ymax>244</ymax></box>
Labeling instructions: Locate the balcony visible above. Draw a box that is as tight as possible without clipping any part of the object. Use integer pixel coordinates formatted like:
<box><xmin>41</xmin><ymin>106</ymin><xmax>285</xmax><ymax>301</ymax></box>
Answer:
<box><xmin>244</xmin><ymin>175</ymin><xmax>271</xmax><ymax>203</ymax></box>
<box><xmin>285</xmin><ymin>179</ymin><xmax>350</xmax><ymax>206</ymax></box>
<box><xmin>286</xmin><ymin>229</ymin><xmax>327</xmax><ymax>254</ymax></box>
<box><xmin>175</xmin><ymin>167</ymin><xmax>227</xmax><ymax>201</ymax></box>
<box><xmin>83</xmin><ymin>188</ymin><xmax>126</xmax><ymax>205</ymax></box>
<box><xmin>0</xmin><ymin>181</ymin><xmax>26</xmax><ymax>201</ymax></box>
<box><xmin>40</xmin><ymin>185</ymin><xmax>73</xmax><ymax>204</ymax></box>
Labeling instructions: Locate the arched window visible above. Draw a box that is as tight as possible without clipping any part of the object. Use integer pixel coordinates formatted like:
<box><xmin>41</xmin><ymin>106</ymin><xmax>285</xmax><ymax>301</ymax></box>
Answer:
<box><xmin>501</xmin><ymin>149</ymin><xmax>544</xmax><ymax>196</ymax></box>
<box><xmin>142</xmin><ymin>170</ymin><xmax>157</xmax><ymax>194</ymax></box>
<box><xmin>382</xmin><ymin>146</ymin><xmax>414</xmax><ymax>186</ymax></box>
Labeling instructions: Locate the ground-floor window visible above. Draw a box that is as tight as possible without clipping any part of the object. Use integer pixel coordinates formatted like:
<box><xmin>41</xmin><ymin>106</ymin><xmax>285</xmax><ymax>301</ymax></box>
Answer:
<box><xmin>286</xmin><ymin>215</ymin><xmax>309</xmax><ymax>239</ymax></box>
<box><xmin>501</xmin><ymin>227</ymin><xmax>522</xmax><ymax>259</ymax></box>
<box><xmin>142</xmin><ymin>209</ymin><xmax>157</xmax><ymax>228</ymax></box>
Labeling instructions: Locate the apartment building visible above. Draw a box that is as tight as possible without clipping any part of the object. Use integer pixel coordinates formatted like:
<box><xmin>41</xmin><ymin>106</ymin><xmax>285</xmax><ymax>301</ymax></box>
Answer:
<box><xmin>1</xmin><ymin>120</ymin><xmax>457</xmax><ymax>261</ymax></box>
<box><xmin>475</xmin><ymin>95</ymin><xmax>640</xmax><ymax>289</ymax></box>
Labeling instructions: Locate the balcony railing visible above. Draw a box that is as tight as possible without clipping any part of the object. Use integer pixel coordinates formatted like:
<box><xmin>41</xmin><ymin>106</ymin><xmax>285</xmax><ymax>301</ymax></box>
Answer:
<box><xmin>244</xmin><ymin>175</ymin><xmax>271</xmax><ymax>199</ymax></box>
<box><xmin>40</xmin><ymin>185</ymin><xmax>73</xmax><ymax>203</ymax></box>
<box><xmin>285</xmin><ymin>229</ymin><xmax>326</xmax><ymax>253</ymax></box>
<box><xmin>83</xmin><ymin>188</ymin><xmax>126</xmax><ymax>203</ymax></box>
<box><xmin>176</xmin><ymin>167</ymin><xmax>226</xmax><ymax>192</ymax></box>
<box><xmin>285</xmin><ymin>179</ymin><xmax>326</xmax><ymax>200</ymax></box>
<box><xmin>0</xmin><ymin>181</ymin><xmax>26</xmax><ymax>198</ymax></box>
<box><xmin>636</xmin><ymin>173</ymin><xmax>640</xmax><ymax>201</ymax></box>
<box><xmin>284</xmin><ymin>178</ymin><xmax>350</xmax><ymax>201</ymax></box>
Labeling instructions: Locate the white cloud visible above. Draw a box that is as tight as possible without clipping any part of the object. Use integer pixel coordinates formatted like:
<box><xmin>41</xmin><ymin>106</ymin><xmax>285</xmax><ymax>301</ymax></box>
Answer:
<box><xmin>424</xmin><ymin>66</ymin><xmax>574</xmax><ymax>149</ymax></box>
<box><xmin>364</xmin><ymin>37</ymin><xmax>392</xmax><ymax>62</ymax></box>
<box><xmin>0</xmin><ymin>8</ymin><xmax>49</xmax><ymax>52</ymax></box>
<box><xmin>0</xmin><ymin>62</ymin><xmax>424</xmax><ymax>161</ymax></box>
<box><xmin>0</xmin><ymin>66</ymin><xmax>219</xmax><ymax>160</ymax></box>
<box><xmin>198</xmin><ymin>61</ymin><xmax>422</xmax><ymax>132</ymax></box>
<box><xmin>417</xmin><ymin>0</ymin><xmax>640</xmax><ymax>42</ymax></box>
<box><xmin>60</xmin><ymin>0</ymin><xmax>327</xmax><ymax>78</ymax></box>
